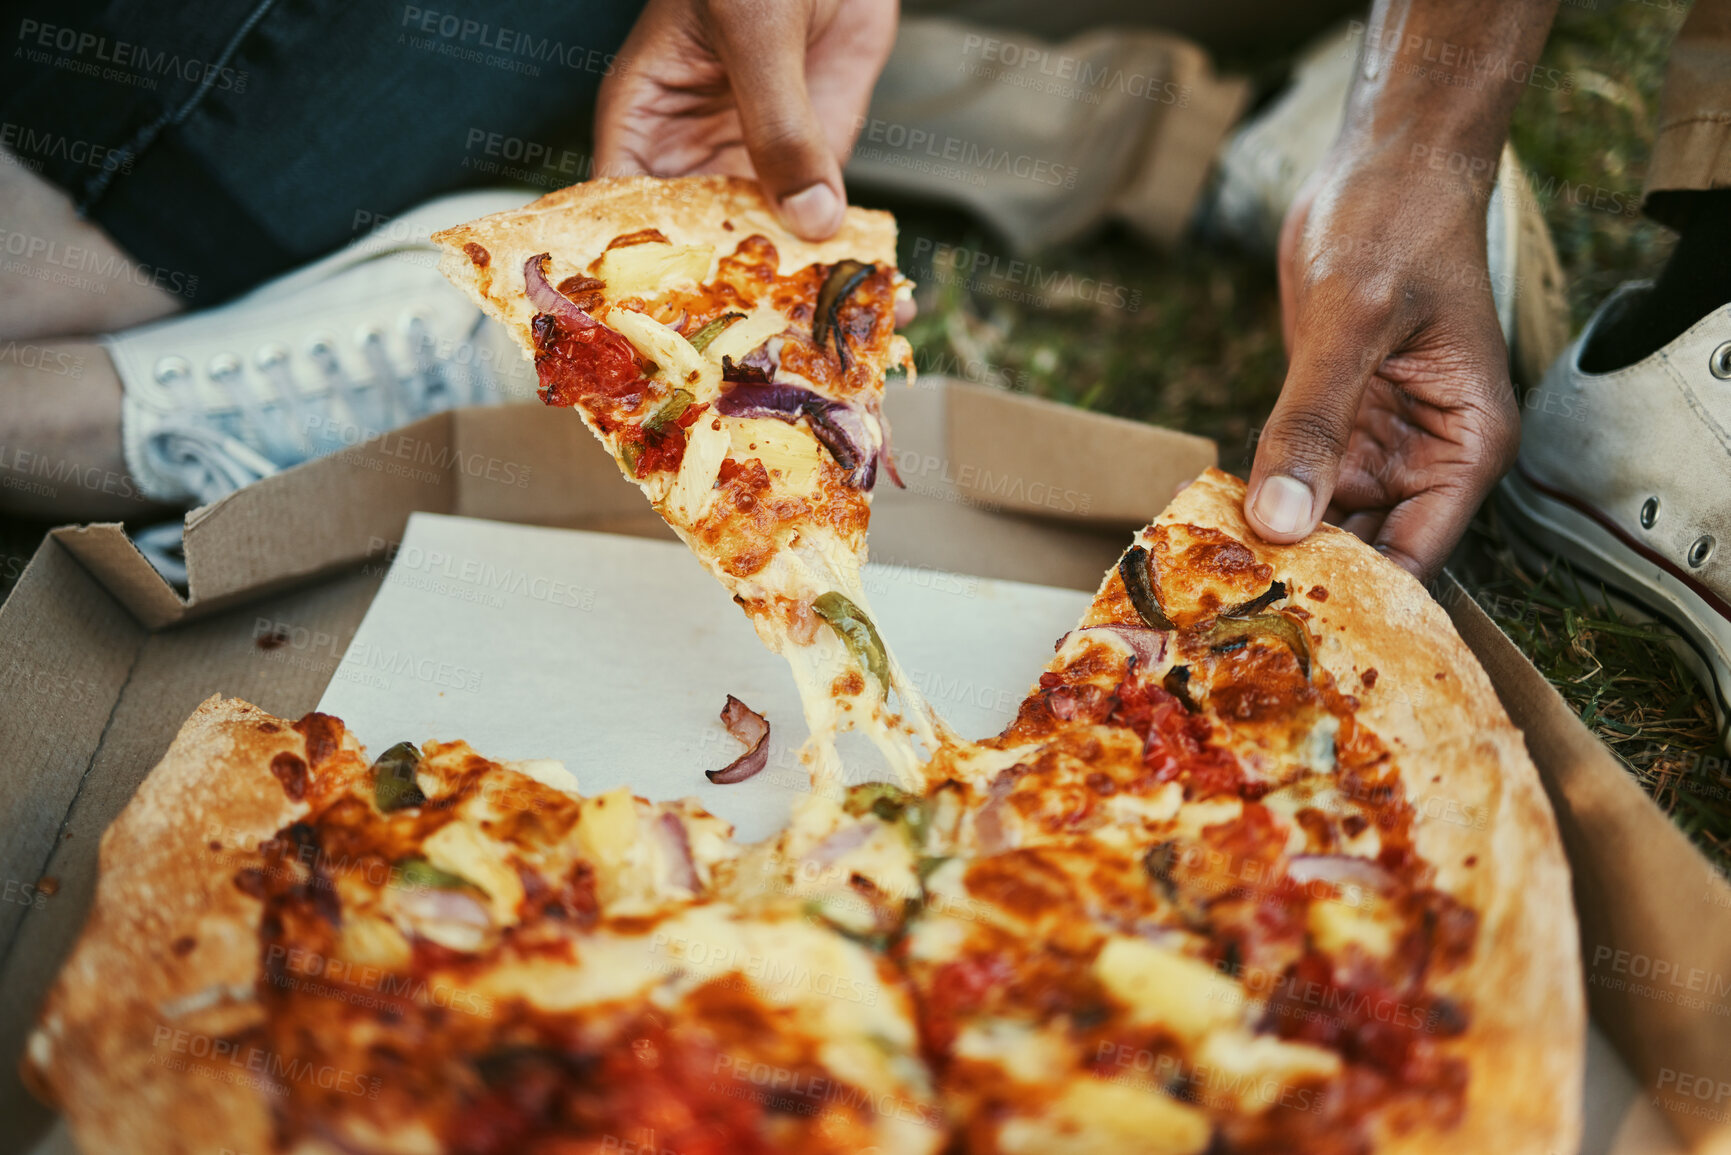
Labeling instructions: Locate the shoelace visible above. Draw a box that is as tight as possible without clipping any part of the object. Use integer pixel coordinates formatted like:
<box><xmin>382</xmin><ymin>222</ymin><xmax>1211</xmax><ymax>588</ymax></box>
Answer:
<box><xmin>142</xmin><ymin>311</ymin><xmax>502</xmax><ymax>507</ymax></box>
<box><xmin>133</xmin><ymin>311</ymin><xmax>504</xmax><ymax>585</ymax></box>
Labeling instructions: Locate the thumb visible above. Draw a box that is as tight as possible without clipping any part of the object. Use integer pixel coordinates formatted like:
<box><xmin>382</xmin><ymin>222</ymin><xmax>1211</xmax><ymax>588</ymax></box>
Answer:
<box><xmin>1246</xmin><ymin>295</ymin><xmax>1390</xmax><ymax>543</ymax></box>
<box><xmin>708</xmin><ymin>1</ymin><xmax>847</xmax><ymax>240</ymax></box>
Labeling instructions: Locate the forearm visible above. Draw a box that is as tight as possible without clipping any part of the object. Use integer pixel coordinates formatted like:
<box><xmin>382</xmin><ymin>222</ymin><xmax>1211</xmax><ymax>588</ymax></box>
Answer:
<box><xmin>1343</xmin><ymin>0</ymin><xmax>1562</xmax><ymax>198</ymax></box>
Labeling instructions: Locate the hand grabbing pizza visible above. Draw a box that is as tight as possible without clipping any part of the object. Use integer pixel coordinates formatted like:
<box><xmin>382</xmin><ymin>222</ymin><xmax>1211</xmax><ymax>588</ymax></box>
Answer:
<box><xmin>595</xmin><ymin>0</ymin><xmax>898</xmax><ymax>241</ymax></box>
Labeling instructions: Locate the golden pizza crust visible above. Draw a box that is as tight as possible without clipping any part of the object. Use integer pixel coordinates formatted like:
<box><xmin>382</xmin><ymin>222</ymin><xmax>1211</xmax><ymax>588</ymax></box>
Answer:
<box><xmin>431</xmin><ymin>174</ymin><xmax>901</xmax><ymax>353</ymax></box>
<box><xmin>26</xmin><ymin>472</ymin><xmax>1584</xmax><ymax>1154</ymax></box>
<box><xmin>1145</xmin><ymin>469</ymin><xmax>1584</xmax><ymax>1154</ymax></box>
<box><xmin>23</xmin><ymin>696</ymin><xmax>365</xmax><ymax>1155</ymax></box>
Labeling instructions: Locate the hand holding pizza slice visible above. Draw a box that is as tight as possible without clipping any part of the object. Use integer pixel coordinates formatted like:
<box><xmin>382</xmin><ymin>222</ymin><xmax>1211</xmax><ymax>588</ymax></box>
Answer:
<box><xmin>432</xmin><ymin>176</ymin><xmax>951</xmax><ymax>787</ymax></box>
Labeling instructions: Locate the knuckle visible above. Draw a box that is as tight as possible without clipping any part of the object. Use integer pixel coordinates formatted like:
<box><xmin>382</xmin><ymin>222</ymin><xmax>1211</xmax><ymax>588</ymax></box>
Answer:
<box><xmin>1266</xmin><ymin>407</ymin><xmax>1349</xmax><ymax>471</ymax></box>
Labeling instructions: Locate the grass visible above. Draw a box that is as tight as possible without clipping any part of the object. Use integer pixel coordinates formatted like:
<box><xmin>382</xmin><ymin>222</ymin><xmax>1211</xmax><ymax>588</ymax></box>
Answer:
<box><xmin>891</xmin><ymin>0</ymin><xmax>1728</xmax><ymax>871</ymax></box>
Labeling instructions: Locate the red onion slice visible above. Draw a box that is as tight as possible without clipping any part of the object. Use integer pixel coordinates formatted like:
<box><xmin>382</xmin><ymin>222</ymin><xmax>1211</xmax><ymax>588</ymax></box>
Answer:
<box><xmin>394</xmin><ymin>886</ymin><xmax>490</xmax><ymax>929</ymax></box>
<box><xmin>654</xmin><ymin>812</ymin><xmax>700</xmax><ymax>892</ymax></box>
<box><xmin>715</xmin><ymin>383</ymin><xmax>879</xmax><ymax>490</ymax></box>
<box><xmin>873</xmin><ymin>399</ymin><xmax>904</xmax><ymax>489</ymax></box>
<box><xmin>973</xmin><ymin>764</ymin><xmax>1027</xmax><ymax>855</ymax></box>
<box><xmin>807</xmin><ymin>401</ymin><xmax>873</xmax><ymax>488</ymax></box>
<box><xmin>807</xmin><ymin>822</ymin><xmax>875</xmax><ymax>866</ymax></box>
<box><xmin>1057</xmin><ymin>624</ymin><xmax>1169</xmax><ymax>669</ymax></box>
<box><xmin>715</xmin><ymin>382</ymin><xmax>824</xmax><ymax>419</ymax></box>
<box><xmin>709</xmin><ymin>694</ymin><xmax>770</xmax><ymax>783</ymax></box>
<box><xmin>523</xmin><ymin>253</ymin><xmax>600</xmax><ymax>331</ymax></box>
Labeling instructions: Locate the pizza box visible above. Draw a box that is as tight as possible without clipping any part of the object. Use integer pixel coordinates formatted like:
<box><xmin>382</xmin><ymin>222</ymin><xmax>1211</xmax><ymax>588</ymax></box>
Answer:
<box><xmin>0</xmin><ymin>376</ymin><xmax>1721</xmax><ymax>1153</ymax></box>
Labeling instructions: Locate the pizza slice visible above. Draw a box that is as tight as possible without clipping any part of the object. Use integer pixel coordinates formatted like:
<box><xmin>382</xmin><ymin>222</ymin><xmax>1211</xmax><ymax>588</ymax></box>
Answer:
<box><xmin>432</xmin><ymin>176</ymin><xmax>949</xmax><ymax>787</ymax></box>
<box><xmin>27</xmin><ymin>470</ymin><xmax>1586</xmax><ymax>1154</ymax></box>
<box><xmin>25</xmin><ymin>698</ymin><xmax>945</xmax><ymax>1155</ymax></box>
<box><xmin>882</xmin><ymin>469</ymin><xmax>1585</xmax><ymax>1155</ymax></box>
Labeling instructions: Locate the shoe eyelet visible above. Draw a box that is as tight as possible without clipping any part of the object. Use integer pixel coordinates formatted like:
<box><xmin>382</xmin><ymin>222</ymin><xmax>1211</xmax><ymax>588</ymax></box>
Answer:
<box><xmin>356</xmin><ymin>325</ymin><xmax>384</xmax><ymax>347</ymax></box>
<box><xmin>208</xmin><ymin>353</ymin><xmax>241</xmax><ymax>380</ymax></box>
<box><xmin>1640</xmin><ymin>497</ymin><xmax>1659</xmax><ymax>529</ymax></box>
<box><xmin>256</xmin><ymin>344</ymin><xmax>289</xmax><ymax>370</ymax></box>
<box><xmin>153</xmin><ymin>356</ymin><xmax>191</xmax><ymax>385</ymax></box>
<box><xmin>1712</xmin><ymin>342</ymin><xmax>1731</xmax><ymax>380</ymax></box>
<box><xmin>1689</xmin><ymin>535</ymin><xmax>1716</xmax><ymax>568</ymax></box>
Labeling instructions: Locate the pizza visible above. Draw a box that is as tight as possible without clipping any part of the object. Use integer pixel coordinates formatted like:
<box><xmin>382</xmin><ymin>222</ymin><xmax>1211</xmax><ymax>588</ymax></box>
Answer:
<box><xmin>431</xmin><ymin>176</ymin><xmax>946</xmax><ymax>787</ymax></box>
<box><xmin>26</xmin><ymin>470</ymin><xmax>1585</xmax><ymax>1154</ymax></box>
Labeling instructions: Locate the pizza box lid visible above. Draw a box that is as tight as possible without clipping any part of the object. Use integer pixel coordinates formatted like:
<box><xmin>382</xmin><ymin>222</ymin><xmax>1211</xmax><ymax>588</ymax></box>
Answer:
<box><xmin>0</xmin><ymin>376</ymin><xmax>1717</xmax><ymax>1152</ymax></box>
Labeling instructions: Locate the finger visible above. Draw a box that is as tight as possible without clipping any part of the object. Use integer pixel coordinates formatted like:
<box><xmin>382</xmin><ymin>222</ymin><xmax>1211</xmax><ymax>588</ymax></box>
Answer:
<box><xmin>1372</xmin><ymin>484</ymin><xmax>1480</xmax><ymax>581</ymax></box>
<box><xmin>592</xmin><ymin>1</ymin><xmax>675</xmax><ymax>179</ymax></box>
<box><xmin>894</xmin><ymin>297</ymin><xmax>916</xmax><ymax>327</ymax></box>
<box><xmin>1275</xmin><ymin>172</ymin><xmax>1323</xmax><ymax>354</ymax></box>
<box><xmin>1336</xmin><ymin>509</ymin><xmax>1387</xmax><ymax>543</ymax></box>
<box><xmin>1373</xmin><ymin>405</ymin><xmax>1518</xmax><ymax>581</ymax></box>
<box><xmin>1245</xmin><ymin>281</ymin><xmax>1399</xmax><ymax>545</ymax></box>
<box><xmin>707</xmin><ymin>0</ymin><xmax>848</xmax><ymax>240</ymax></box>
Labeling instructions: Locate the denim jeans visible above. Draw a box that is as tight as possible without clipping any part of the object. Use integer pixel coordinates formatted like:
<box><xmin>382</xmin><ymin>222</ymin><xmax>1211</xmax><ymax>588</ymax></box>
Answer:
<box><xmin>0</xmin><ymin>0</ymin><xmax>645</xmax><ymax>303</ymax></box>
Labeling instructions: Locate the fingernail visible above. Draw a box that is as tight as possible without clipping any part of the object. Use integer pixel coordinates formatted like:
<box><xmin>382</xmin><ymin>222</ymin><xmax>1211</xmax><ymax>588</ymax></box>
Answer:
<box><xmin>1253</xmin><ymin>475</ymin><xmax>1313</xmax><ymax>536</ymax></box>
<box><xmin>779</xmin><ymin>183</ymin><xmax>842</xmax><ymax>240</ymax></box>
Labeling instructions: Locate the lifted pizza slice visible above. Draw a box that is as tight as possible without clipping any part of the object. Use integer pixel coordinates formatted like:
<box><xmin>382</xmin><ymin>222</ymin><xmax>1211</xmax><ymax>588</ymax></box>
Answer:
<box><xmin>432</xmin><ymin>176</ymin><xmax>949</xmax><ymax>787</ymax></box>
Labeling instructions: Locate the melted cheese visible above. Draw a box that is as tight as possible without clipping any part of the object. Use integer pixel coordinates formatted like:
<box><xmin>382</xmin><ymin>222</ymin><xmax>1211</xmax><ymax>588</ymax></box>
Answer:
<box><xmin>1093</xmin><ymin>935</ymin><xmax>1246</xmax><ymax>1042</ymax></box>
<box><xmin>1193</xmin><ymin>1032</ymin><xmax>1341</xmax><ymax>1111</ymax></box>
<box><xmin>998</xmin><ymin>1077</ymin><xmax>1211</xmax><ymax>1155</ymax></box>
<box><xmin>595</xmin><ymin>241</ymin><xmax>716</xmax><ymax>298</ymax></box>
<box><xmin>705</xmin><ymin>304</ymin><xmax>788</xmax><ymax>364</ymax></box>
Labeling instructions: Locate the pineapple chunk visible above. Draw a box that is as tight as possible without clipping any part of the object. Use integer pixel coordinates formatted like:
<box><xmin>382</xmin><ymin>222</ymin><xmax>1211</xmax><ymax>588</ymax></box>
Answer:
<box><xmin>595</xmin><ymin>241</ymin><xmax>715</xmax><ymax>298</ymax></box>
<box><xmin>729</xmin><ymin>418</ymin><xmax>827</xmax><ymax>492</ymax></box>
<box><xmin>335</xmin><ymin>915</ymin><xmax>413</xmax><ymax>971</ymax></box>
<box><xmin>998</xmin><ymin>1077</ymin><xmax>1211</xmax><ymax>1155</ymax></box>
<box><xmin>577</xmin><ymin>786</ymin><xmax>639</xmax><ymax>869</ymax></box>
<box><xmin>665</xmin><ymin>415</ymin><xmax>731</xmax><ymax>523</ymax></box>
<box><xmin>606</xmin><ymin>307</ymin><xmax>719</xmax><ymax>398</ymax></box>
<box><xmin>705</xmin><ymin>305</ymin><xmax>788</xmax><ymax>365</ymax></box>
<box><xmin>1308</xmin><ymin>896</ymin><xmax>1396</xmax><ymax>959</ymax></box>
<box><xmin>1093</xmin><ymin>935</ymin><xmax>1245</xmax><ymax>1042</ymax></box>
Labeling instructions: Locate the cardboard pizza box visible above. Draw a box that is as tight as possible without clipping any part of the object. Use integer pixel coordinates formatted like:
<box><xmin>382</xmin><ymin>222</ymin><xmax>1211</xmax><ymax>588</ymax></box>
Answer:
<box><xmin>0</xmin><ymin>376</ymin><xmax>1718</xmax><ymax>1153</ymax></box>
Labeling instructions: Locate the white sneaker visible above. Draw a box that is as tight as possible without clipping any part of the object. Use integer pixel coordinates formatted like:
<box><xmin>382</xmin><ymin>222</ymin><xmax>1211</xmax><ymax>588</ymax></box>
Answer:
<box><xmin>1497</xmin><ymin>285</ymin><xmax>1731</xmax><ymax>741</ymax></box>
<box><xmin>108</xmin><ymin>189</ymin><xmax>537</xmax><ymax>507</ymax></box>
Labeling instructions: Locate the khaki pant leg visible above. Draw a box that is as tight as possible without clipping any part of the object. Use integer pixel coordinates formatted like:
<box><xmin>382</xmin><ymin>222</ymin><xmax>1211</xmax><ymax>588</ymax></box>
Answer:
<box><xmin>847</xmin><ymin>18</ymin><xmax>1249</xmax><ymax>251</ymax></box>
<box><xmin>1644</xmin><ymin>0</ymin><xmax>1731</xmax><ymax>225</ymax></box>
